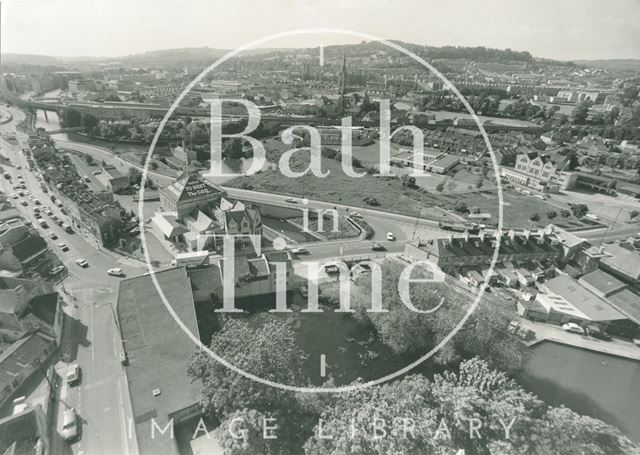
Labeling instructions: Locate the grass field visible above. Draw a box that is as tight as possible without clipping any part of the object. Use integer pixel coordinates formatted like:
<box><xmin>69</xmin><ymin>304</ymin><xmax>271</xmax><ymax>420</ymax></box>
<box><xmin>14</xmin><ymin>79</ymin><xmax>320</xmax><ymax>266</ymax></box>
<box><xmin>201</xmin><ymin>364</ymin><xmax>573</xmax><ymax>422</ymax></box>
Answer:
<box><xmin>226</xmin><ymin>148</ymin><xmax>581</xmax><ymax>228</ymax></box>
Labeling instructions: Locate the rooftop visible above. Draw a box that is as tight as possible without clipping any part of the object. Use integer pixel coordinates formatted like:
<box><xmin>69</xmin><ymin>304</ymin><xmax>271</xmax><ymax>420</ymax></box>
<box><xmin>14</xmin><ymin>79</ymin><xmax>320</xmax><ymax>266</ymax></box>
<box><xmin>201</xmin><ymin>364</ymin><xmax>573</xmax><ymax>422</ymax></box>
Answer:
<box><xmin>601</xmin><ymin>243</ymin><xmax>640</xmax><ymax>281</ymax></box>
<box><xmin>543</xmin><ymin>275</ymin><xmax>627</xmax><ymax>322</ymax></box>
<box><xmin>578</xmin><ymin>269</ymin><xmax>626</xmax><ymax>297</ymax></box>
<box><xmin>116</xmin><ymin>267</ymin><xmax>201</xmax><ymax>455</ymax></box>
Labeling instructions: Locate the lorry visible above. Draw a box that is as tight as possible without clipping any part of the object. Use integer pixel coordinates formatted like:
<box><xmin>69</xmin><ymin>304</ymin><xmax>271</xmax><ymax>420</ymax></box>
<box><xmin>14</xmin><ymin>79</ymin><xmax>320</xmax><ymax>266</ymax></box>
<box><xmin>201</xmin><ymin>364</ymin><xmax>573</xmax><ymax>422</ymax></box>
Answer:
<box><xmin>170</xmin><ymin>251</ymin><xmax>210</xmax><ymax>268</ymax></box>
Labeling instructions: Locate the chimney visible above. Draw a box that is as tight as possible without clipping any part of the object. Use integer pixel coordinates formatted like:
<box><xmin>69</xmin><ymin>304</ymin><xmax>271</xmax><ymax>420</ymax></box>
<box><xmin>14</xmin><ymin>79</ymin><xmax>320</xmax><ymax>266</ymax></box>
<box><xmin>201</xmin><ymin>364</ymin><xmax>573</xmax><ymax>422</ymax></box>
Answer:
<box><xmin>508</xmin><ymin>229</ymin><xmax>515</xmax><ymax>241</ymax></box>
<box><xmin>447</xmin><ymin>232</ymin><xmax>454</xmax><ymax>245</ymax></box>
<box><xmin>479</xmin><ymin>230</ymin><xmax>486</xmax><ymax>242</ymax></box>
<box><xmin>523</xmin><ymin>229</ymin><xmax>531</xmax><ymax>240</ymax></box>
<box><xmin>464</xmin><ymin>230</ymin><xmax>470</xmax><ymax>242</ymax></box>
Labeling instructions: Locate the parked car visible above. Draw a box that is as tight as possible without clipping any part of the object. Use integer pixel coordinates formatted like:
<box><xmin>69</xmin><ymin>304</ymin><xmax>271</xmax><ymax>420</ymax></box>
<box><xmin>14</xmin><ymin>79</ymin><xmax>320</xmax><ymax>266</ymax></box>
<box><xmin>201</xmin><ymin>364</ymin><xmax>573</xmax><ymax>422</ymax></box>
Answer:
<box><xmin>107</xmin><ymin>268</ymin><xmax>124</xmax><ymax>277</ymax></box>
<box><xmin>586</xmin><ymin>324</ymin><xmax>611</xmax><ymax>341</ymax></box>
<box><xmin>562</xmin><ymin>322</ymin><xmax>585</xmax><ymax>335</ymax></box>
<box><xmin>20</xmin><ymin>200</ymin><xmax>28</xmax><ymax>206</ymax></box>
<box><xmin>92</xmin><ymin>169</ymin><xmax>102</xmax><ymax>175</ymax></box>
<box><xmin>386</xmin><ymin>232</ymin><xmax>395</xmax><ymax>241</ymax></box>
<box><xmin>49</xmin><ymin>232</ymin><xmax>58</xmax><ymax>240</ymax></box>
<box><xmin>371</xmin><ymin>242</ymin><xmax>386</xmax><ymax>251</ymax></box>
<box><xmin>291</xmin><ymin>247</ymin><xmax>310</xmax><ymax>255</ymax></box>
<box><xmin>66</xmin><ymin>363</ymin><xmax>81</xmax><ymax>385</ymax></box>
<box><xmin>61</xmin><ymin>408</ymin><xmax>79</xmax><ymax>441</ymax></box>
<box><xmin>285</xmin><ymin>198</ymin><xmax>298</xmax><ymax>203</ymax></box>
<box><xmin>58</xmin><ymin>243</ymin><xmax>69</xmax><ymax>252</ymax></box>
<box><xmin>50</xmin><ymin>265</ymin><xmax>65</xmax><ymax>275</ymax></box>
<box><xmin>10</xmin><ymin>193</ymin><xmax>18</xmax><ymax>199</ymax></box>
<box><xmin>75</xmin><ymin>258</ymin><xmax>89</xmax><ymax>268</ymax></box>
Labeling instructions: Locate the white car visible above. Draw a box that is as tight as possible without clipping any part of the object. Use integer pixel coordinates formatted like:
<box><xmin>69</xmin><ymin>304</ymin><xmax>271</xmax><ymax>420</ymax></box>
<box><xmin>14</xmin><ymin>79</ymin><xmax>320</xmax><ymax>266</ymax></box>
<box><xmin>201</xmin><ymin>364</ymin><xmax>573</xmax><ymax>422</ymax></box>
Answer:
<box><xmin>66</xmin><ymin>363</ymin><xmax>81</xmax><ymax>385</ymax></box>
<box><xmin>92</xmin><ymin>169</ymin><xmax>102</xmax><ymax>175</ymax></box>
<box><xmin>10</xmin><ymin>193</ymin><xmax>18</xmax><ymax>199</ymax></box>
<box><xmin>386</xmin><ymin>232</ymin><xmax>395</xmax><ymax>241</ymax></box>
<box><xmin>562</xmin><ymin>322</ymin><xmax>585</xmax><ymax>335</ymax></box>
<box><xmin>75</xmin><ymin>258</ymin><xmax>89</xmax><ymax>268</ymax></box>
<box><xmin>58</xmin><ymin>243</ymin><xmax>69</xmax><ymax>252</ymax></box>
<box><xmin>285</xmin><ymin>198</ymin><xmax>298</xmax><ymax>203</ymax></box>
<box><xmin>107</xmin><ymin>268</ymin><xmax>124</xmax><ymax>277</ymax></box>
<box><xmin>291</xmin><ymin>247</ymin><xmax>310</xmax><ymax>255</ymax></box>
<box><xmin>61</xmin><ymin>408</ymin><xmax>79</xmax><ymax>441</ymax></box>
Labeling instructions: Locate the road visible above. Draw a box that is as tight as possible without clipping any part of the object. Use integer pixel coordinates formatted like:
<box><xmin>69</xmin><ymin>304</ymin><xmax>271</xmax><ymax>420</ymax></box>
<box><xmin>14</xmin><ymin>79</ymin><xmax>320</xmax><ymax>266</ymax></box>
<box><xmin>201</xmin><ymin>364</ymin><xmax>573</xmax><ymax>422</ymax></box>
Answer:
<box><xmin>52</xmin><ymin>138</ymin><xmax>448</xmax><ymax>242</ymax></box>
<box><xmin>1</xmin><ymin>110</ymin><xmax>142</xmax><ymax>455</ymax></box>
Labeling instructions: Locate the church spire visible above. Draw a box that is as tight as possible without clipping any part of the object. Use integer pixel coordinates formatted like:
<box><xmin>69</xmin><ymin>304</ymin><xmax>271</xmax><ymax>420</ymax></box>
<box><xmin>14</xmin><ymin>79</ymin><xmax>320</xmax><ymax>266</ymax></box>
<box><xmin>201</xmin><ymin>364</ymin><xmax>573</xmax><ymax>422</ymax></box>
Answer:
<box><xmin>339</xmin><ymin>53</ymin><xmax>347</xmax><ymax>96</ymax></box>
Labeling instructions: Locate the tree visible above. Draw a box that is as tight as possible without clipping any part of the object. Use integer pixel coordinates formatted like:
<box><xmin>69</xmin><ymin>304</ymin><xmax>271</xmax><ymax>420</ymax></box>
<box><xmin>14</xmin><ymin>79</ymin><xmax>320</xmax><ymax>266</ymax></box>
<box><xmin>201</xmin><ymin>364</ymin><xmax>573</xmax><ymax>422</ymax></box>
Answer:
<box><xmin>546</xmin><ymin>210</ymin><xmax>557</xmax><ymax>219</ymax></box>
<box><xmin>630</xmin><ymin>210</ymin><xmax>640</xmax><ymax>221</ymax></box>
<box><xmin>187</xmin><ymin>319</ymin><xmax>306</xmax><ymax>417</ymax></box>
<box><xmin>572</xmin><ymin>102</ymin><xmax>589</xmax><ymax>124</ymax></box>
<box><xmin>128</xmin><ymin>167</ymin><xmax>142</xmax><ymax>185</ymax></box>
<box><xmin>81</xmin><ymin>113</ymin><xmax>99</xmax><ymax>133</ymax></box>
<box><xmin>530</xmin><ymin>213</ymin><xmax>540</xmax><ymax>222</ymax></box>
<box><xmin>304</xmin><ymin>375</ymin><xmax>449</xmax><ymax>455</ymax></box>
<box><xmin>60</xmin><ymin>108</ymin><xmax>82</xmax><ymax>127</ymax></box>
<box><xmin>224</xmin><ymin>138</ymin><xmax>244</xmax><ymax>159</ymax></box>
<box><xmin>84</xmin><ymin>154</ymin><xmax>95</xmax><ymax>166</ymax></box>
<box><xmin>217</xmin><ymin>409</ymin><xmax>278</xmax><ymax>455</ymax></box>
<box><xmin>454</xmin><ymin>201</ymin><xmax>469</xmax><ymax>214</ymax></box>
<box><xmin>400</xmin><ymin>174</ymin><xmax>416</xmax><ymax>188</ymax></box>
<box><xmin>188</xmin><ymin>320</ymin><xmax>308</xmax><ymax>453</ymax></box>
<box><xmin>570</xmin><ymin>203</ymin><xmax>589</xmax><ymax>219</ymax></box>
<box><xmin>436</xmin><ymin>181</ymin><xmax>445</xmax><ymax>192</ymax></box>
<box><xmin>560</xmin><ymin>209</ymin><xmax>571</xmax><ymax>218</ymax></box>
<box><xmin>305</xmin><ymin>358</ymin><xmax>637</xmax><ymax>455</ymax></box>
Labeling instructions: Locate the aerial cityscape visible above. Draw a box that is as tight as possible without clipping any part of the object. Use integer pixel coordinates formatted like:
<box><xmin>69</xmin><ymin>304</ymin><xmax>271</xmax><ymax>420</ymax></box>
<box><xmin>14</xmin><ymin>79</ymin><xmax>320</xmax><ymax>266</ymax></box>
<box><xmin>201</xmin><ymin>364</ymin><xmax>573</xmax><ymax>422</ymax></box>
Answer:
<box><xmin>1</xmin><ymin>1</ymin><xmax>640</xmax><ymax>454</ymax></box>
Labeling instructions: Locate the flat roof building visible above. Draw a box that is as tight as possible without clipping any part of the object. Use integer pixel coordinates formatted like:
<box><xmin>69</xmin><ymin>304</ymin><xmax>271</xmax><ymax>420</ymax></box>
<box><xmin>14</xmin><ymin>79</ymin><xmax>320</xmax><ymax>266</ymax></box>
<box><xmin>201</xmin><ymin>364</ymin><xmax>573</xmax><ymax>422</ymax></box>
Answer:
<box><xmin>116</xmin><ymin>267</ymin><xmax>202</xmax><ymax>455</ymax></box>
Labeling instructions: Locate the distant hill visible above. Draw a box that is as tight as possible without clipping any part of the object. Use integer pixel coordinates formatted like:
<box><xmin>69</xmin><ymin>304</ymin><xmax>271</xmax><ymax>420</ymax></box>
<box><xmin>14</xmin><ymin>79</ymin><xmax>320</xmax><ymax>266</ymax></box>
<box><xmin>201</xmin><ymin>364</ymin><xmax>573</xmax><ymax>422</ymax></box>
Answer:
<box><xmin>573</xmin><ymin>59</ymin><xmax>640</xmax><ymax>71</ymax></box>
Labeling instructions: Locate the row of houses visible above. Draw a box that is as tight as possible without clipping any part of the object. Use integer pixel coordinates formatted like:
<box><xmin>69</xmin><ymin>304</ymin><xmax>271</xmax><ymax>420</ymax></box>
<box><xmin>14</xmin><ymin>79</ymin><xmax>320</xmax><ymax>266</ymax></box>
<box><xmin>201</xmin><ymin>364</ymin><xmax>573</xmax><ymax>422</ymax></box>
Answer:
<box><xmin>33</xmin><ymin>150</ymin><xmax>126</xmax><ymax>246</ymax></box>
<box><xmin>405</xmin><ymin>224</ymin><xmax>640</xmax><ymax>337</ymax></box>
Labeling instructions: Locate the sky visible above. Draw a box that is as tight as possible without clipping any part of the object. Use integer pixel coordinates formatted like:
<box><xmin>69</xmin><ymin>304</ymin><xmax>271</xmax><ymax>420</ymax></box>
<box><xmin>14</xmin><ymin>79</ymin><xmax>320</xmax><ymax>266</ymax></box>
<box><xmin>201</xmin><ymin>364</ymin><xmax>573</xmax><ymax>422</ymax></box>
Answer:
<box><xmin>1</xmin><ymin>0</ymin><xmax>639</xmax><ymax>61</ymax></box>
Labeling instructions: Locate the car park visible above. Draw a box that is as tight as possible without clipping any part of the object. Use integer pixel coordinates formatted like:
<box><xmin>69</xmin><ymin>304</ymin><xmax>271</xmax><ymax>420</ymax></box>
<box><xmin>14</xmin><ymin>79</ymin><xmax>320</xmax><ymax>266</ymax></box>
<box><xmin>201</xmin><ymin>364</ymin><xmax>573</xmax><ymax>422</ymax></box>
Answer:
<box><xmin>562</xmin><ymin>322</ymin><xmax>585</xmax><ymax>335</ymax></box>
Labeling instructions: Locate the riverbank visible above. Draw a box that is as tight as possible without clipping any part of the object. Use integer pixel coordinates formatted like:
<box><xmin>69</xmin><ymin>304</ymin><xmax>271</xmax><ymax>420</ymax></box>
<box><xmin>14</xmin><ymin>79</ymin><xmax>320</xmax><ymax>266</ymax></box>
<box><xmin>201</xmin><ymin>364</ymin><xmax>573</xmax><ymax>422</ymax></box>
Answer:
<box><xmin>519</xmin><ymin>318</ymin><xmax>640</xmax><ymax>361</ymax></box>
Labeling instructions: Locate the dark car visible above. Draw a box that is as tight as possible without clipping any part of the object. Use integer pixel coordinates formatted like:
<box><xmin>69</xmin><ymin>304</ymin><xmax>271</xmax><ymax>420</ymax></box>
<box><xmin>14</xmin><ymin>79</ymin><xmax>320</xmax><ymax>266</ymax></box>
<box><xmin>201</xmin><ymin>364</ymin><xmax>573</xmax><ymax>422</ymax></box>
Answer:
<box><xmin>371</xmin><ymin>242</ymin><xmax>386</xmax><ymax>251</ymax></box>
<box><xmin>586</xmin><ymin>324</ymin><xmax>611</xmax><ymax>341</ymax></box>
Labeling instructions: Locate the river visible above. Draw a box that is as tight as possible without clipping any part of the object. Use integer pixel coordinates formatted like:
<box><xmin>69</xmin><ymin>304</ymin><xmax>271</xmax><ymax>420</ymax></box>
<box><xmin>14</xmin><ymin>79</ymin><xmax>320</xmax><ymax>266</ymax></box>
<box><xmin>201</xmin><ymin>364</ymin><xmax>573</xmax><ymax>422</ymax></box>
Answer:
<box><xmin>520</xmin><ymin>341</ymin><xmax>640</xmax><ymax>442</ymax></box>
